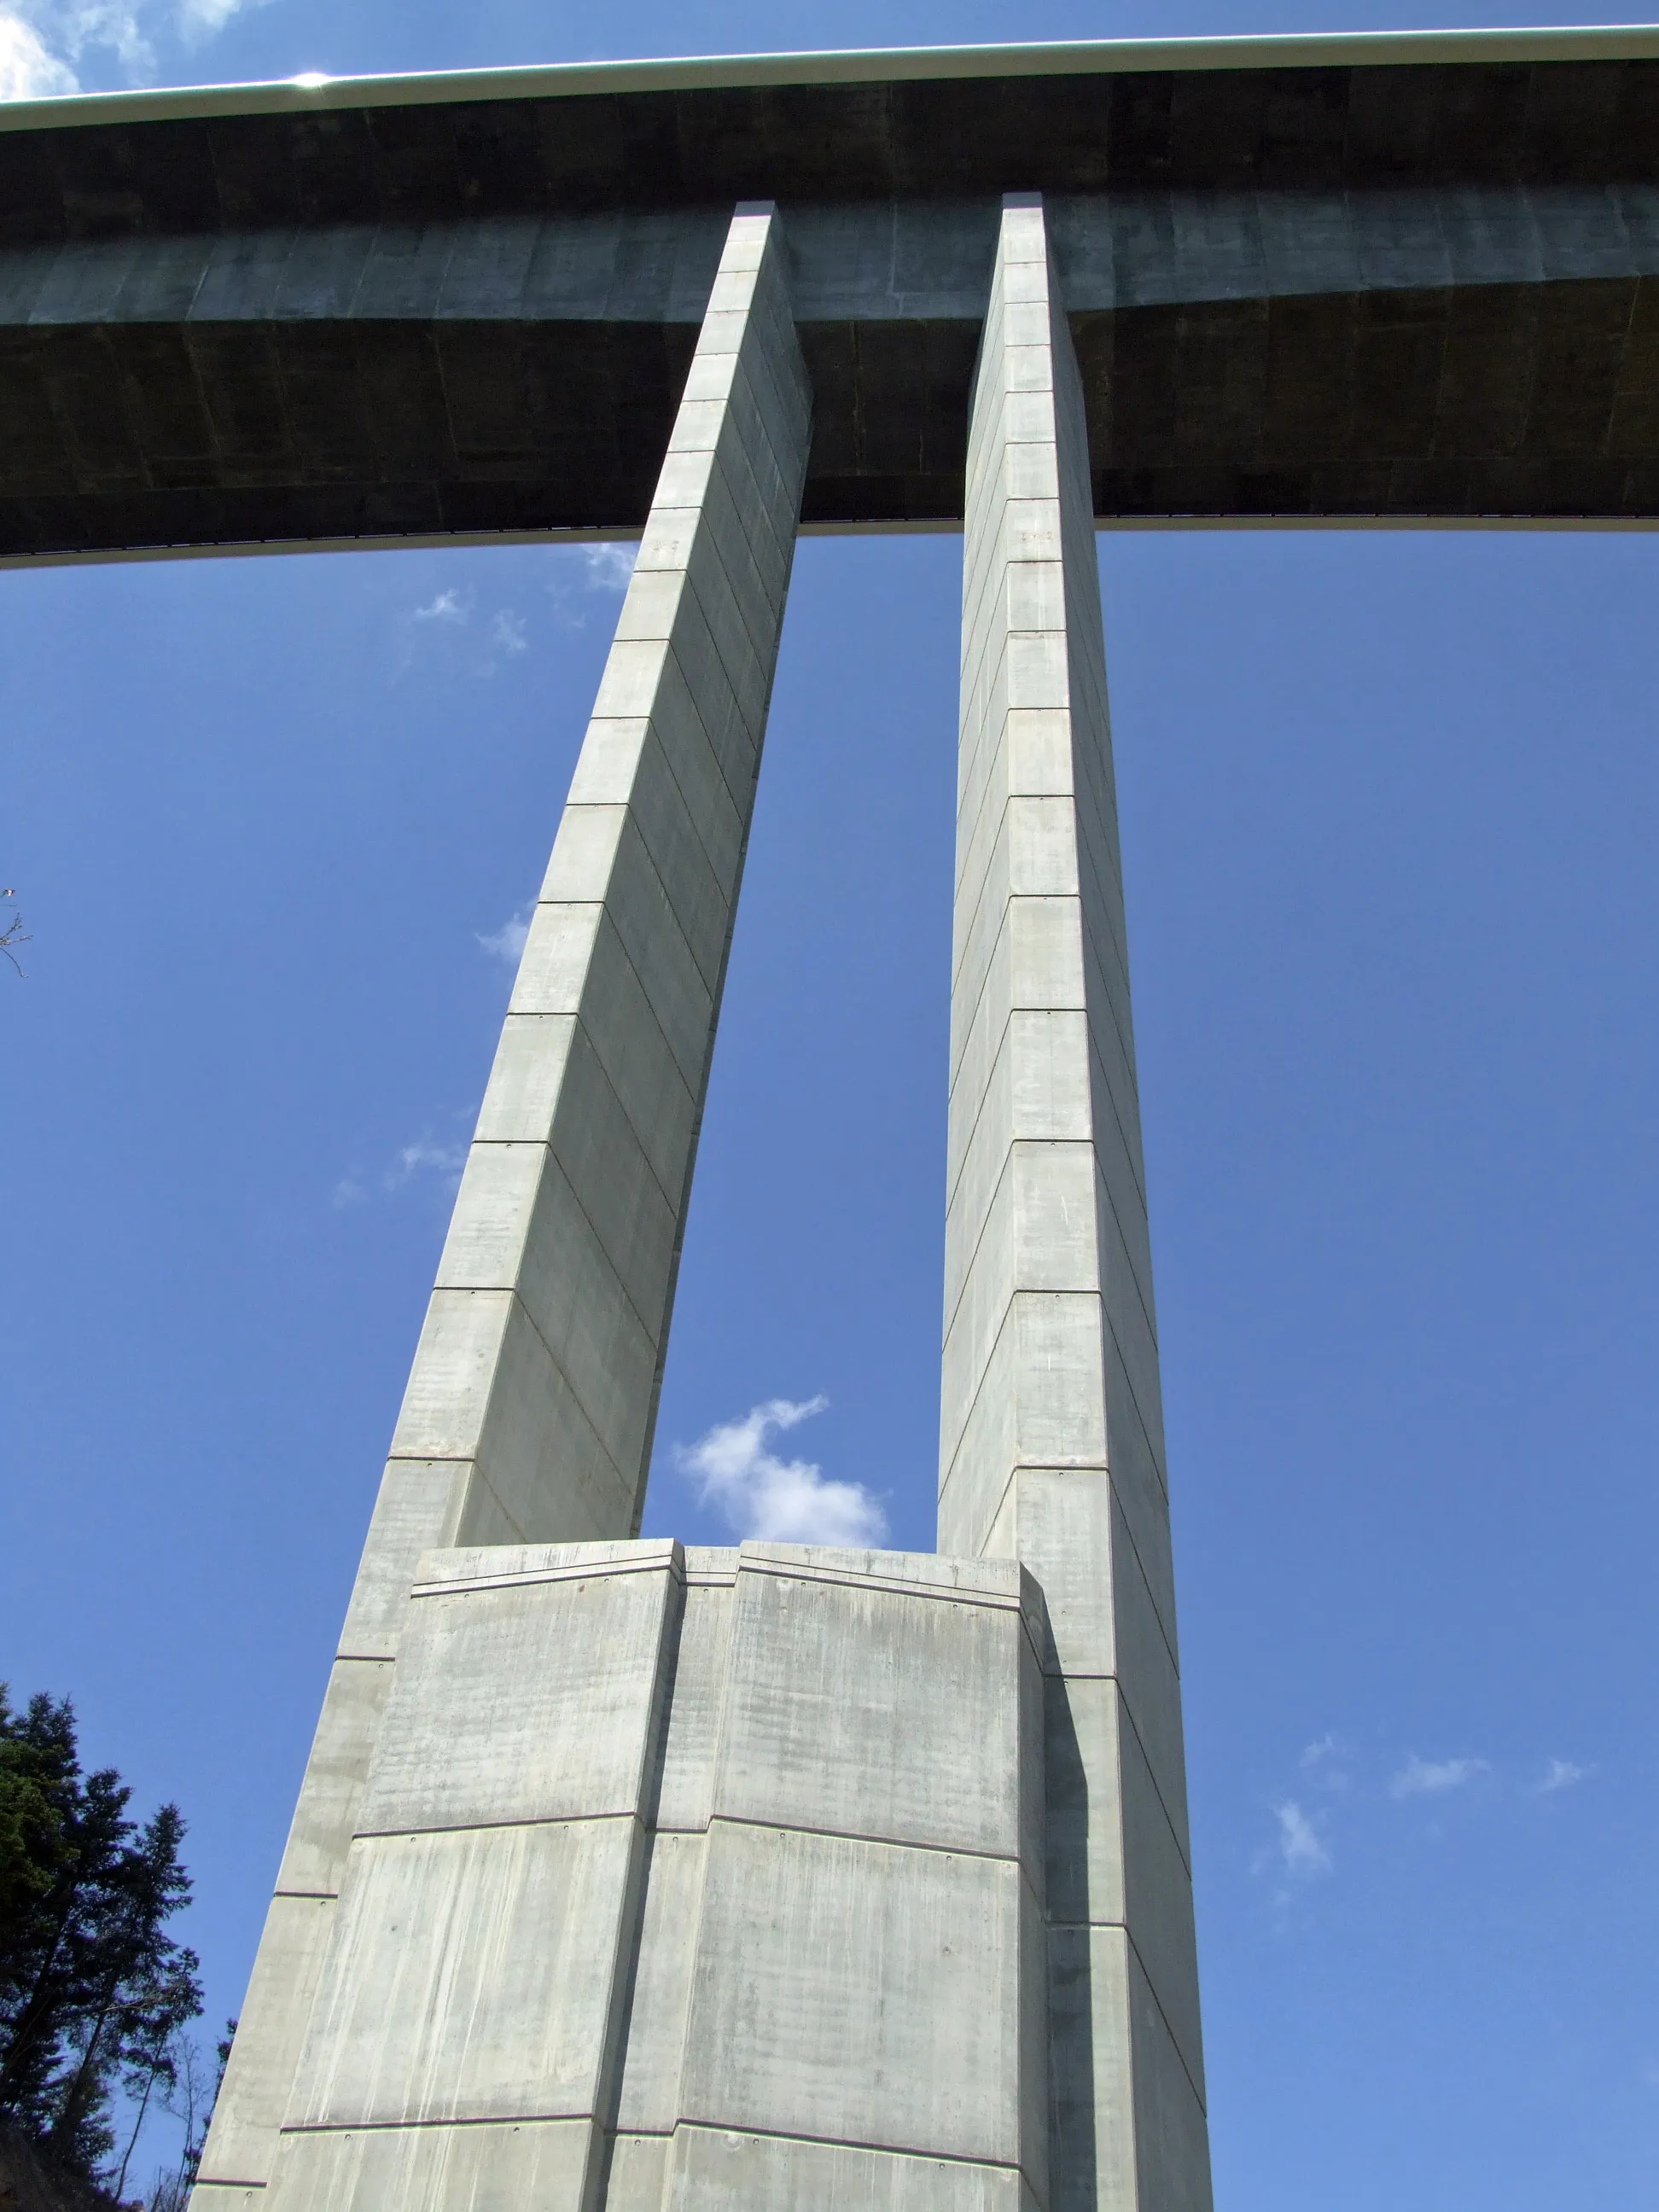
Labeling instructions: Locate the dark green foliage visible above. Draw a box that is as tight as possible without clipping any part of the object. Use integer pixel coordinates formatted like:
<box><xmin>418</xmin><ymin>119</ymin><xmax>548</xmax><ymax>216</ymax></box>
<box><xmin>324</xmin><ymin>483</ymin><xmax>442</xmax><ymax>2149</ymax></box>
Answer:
<box><xmin>0</xmin><ymin>1689</ymin><xmax>201</xmax><ymax>2190</ymax></box>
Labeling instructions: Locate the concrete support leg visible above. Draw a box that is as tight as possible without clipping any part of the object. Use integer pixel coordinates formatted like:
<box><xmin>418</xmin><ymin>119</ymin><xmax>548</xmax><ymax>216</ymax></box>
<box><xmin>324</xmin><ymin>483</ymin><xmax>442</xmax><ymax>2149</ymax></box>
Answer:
<box><xmin>192</xmin><ymin>202</ymin><xmax>812</xmax><ymax>2210</ymax></box>
<box><xmin>941</xmin><ymin>195</ymin><xmax>1214</xmax><ymax>2212</ymax></box>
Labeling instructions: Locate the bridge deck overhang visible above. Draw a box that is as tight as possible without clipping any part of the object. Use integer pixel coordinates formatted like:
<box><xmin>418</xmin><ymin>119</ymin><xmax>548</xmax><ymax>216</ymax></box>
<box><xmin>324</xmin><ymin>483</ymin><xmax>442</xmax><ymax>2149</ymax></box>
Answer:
<box><xmin>3</xmin><ymin>25</ymin><xmax>1659</xmax><ymax>560</ymax></box>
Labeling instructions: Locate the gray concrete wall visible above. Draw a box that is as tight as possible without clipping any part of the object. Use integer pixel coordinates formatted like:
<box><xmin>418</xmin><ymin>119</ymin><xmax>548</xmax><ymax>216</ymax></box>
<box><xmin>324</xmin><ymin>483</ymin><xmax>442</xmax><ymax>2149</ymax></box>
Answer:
<box><xmin>940</xmin><ymin>195</ymin><xmax>1212</xmax><ymax>2212</ymax></box>
<box><xmin>623</xmin><ymin>1544</ymin><xmax>1049</xmax><ymax>2210</ymax></box>
<box><xmin>191</xmin><ymin>201</ymin><xmax>812</xmax><ymax>2212</ymax></box>
<box><xmin>240</xmin><ymin>1539</ymin><xmax>1049</xmax><ymax>2212</ymax></box>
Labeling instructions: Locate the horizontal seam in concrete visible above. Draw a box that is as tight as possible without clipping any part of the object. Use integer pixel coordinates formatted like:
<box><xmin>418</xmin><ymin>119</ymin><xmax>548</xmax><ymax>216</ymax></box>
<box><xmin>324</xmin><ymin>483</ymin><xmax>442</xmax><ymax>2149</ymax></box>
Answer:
<box><xmin>277</xmin><ymin>2110</ymin><xmax>597</xmax><ymax>2134</ymax></box>
<box><xmin>1046</xmin><ymin>1915</ymin><xmax>1205</xmax><ymax>2114</ymax></box>
<box><xmin>946</xmin><ymin>1136</ymin><xmax>1125</xmax><ymax>1349</ymax></box>
<box><xmin>544</xmin><ymin>896</ymin><xmax>706</xmax><ymax>1132</ymax></box>
<box><xmin>737</xmin><ymin>1558</ymin><xmax>1025</xmax><ymax>1610</ymax></box>
<box><xmin>508</xmin><ymin>903</ymin><xmax>690</xmax><ymax>1218</ymax></box>
<box><xmin>474</xmin><ymin>1282</ymin><xmax>639</xmax><ymax>1521</ymax></box>
<box><xmin>553</xmin><ymin>789</ymin><xmax>725</xmax><ymax>1004</ymax></box>
<box><xmin>449</xmin><ymin>1135</ymin><xmax>671</xmax><ymax>1359</ymax></box>
<box><xmin>667</xmin><ymin>2114</ymin><xmax>1034</xmax><ymax>2185</ymax></box>
<box><xmin>562</xmin><ymin>938</ymin><xmax>699</xmax><ymax>1222</ymax></box>
<box><xmin>710</xmin><ymin>1811</ymin><xmax>1029</xmax><ymax>1868</ymax></box>
<box><xmin>948</xmin><ymin>894</ymin><xmax>1094</xmax><ymax>1095</ymax></box>
<box><xmin>411</xmin><ymin>1552</ymin><xmax>680</xmax><ymax>1595</ymax></box>
<box><xmin>350</xmin><ymin>1808</ymin><xmax>643</xmax><ymax>1841</ymax></box>
<box><xmin>940</xmin><ymin>1285</ymin><xmax>1095</xmax><ymax>1496</ymax></box>
<box><xmin>268</xmin><ymin>1886</ymin><xmax>337</xmax><ymax>1901</ymax></box>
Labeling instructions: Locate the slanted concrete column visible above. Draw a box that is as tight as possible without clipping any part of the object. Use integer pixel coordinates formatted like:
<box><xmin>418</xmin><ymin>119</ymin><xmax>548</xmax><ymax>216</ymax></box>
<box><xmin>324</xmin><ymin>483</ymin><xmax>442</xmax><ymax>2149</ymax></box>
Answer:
<box><xmin>941</xmin><ymin>195</ymin><xmax>1213</xmax><ymax>2212</ymax></box>
<box><xmin>193</xmin><ymin>203</ymin><xmax>811</xmax><ymax>2210</ymax></box>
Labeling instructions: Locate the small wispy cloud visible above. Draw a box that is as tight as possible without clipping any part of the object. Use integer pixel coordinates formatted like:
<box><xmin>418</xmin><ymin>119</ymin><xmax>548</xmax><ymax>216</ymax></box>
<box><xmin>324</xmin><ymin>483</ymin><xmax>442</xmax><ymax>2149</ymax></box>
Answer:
<box><xmin>399</xmin><ymin>585</ymin><xmax>531</xmax><ymax>675</ymax></box>
<box><xmin>334</xmin><ymin>1132</ymin><xmax>467</xmax><ymax>1210</ymax></box>
<box><xmin>387</xmin><ymin>1136</ymin><xmax>467</xmax><ymax>1190</ymax></box>
<box><xmin>675</xmin><ymin>1396</ymin><xmax>886</xmax><ymax>1546</ymax></box>
<box><xmin>412</xmin><ymin>586</ymin><xmax>471</xmax><ymax>626</ymax></box>
<box><xmin>1298</xmin><ymin>1734</ymin><xmax>1353</xmax><ymax>1790</ymax></box>
<box><xmin>583</xmin><ymin>543</ymin><xmax>637</xmax><ymax>591</ymax></box>
<box><xmin>1268</xmin><ymin>1799</ymin><xmax>1332</xmax><ymax>1878</ymax></box>
<box><xmin>1534</xmin><ymin>1757</ymin><xmax>1592</xmax><ymax>1796</ymax></box>
<box><xmin>1389</xmin><ymin>1754</ymin><xmax>1490</xmax><ymax>1801</ymax></box>
<box><xmin>176</xmin><ymin>0</ymin><xmax>256</xmax><ymax>43</ymax></box>
<box><xmin>476</xmin><ymin>903</ymin><xmax>533</xmax><ymax>967</ymax></box>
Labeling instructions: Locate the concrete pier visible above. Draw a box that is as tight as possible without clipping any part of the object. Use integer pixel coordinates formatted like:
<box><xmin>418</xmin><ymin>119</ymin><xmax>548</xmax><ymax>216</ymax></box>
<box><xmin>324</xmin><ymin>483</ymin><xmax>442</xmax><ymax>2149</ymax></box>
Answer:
<box><xmin>194</xmin><ymin>181</ymin><xmax>1212</xmax><ymax>2212</ymax></box>
<box><xmin>192</xmin><ymin>201</ymin><xmax>812</xmax><ymax>2209</ymax></box>
<box><xmin>943</xmin><ymin>197</ymin><xmax>1211</xmax><ymax>2212</ymax></box>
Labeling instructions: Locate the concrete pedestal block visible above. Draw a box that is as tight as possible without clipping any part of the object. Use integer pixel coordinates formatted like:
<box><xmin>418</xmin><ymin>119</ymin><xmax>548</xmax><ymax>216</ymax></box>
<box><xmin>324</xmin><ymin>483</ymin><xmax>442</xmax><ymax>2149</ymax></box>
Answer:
<box><xmin>235</xmin><ymin>1541</ymin><xmax>1047</xmax><ymax>2211</ymax></box>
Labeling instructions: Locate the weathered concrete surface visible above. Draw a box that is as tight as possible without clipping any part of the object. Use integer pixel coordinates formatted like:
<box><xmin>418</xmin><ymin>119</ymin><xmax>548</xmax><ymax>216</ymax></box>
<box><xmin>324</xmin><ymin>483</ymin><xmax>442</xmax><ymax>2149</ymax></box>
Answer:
<box><xmin>263</xmin><ymin>1542</ymin><xmax>684</xmax><ymax>2209</ymax></box>
<box><xmin>657</xmin><ymin>1546</ymin><xmax>1049</xmax><ymax>2203</ymax></box>
<box><xmin>191</xmin><ymin>201</ymin><xmax>810</xmax><ymax>2207</ymax></box>
<box><xmin>218</xmin><ymin>1540</ymin><xmax>1047</xmax><ymax>2212</ymax></box>
<box><xmin>941</xmin><ymin>196</ymin><xmax>1209</xmax><ymax>2211</ymax></box>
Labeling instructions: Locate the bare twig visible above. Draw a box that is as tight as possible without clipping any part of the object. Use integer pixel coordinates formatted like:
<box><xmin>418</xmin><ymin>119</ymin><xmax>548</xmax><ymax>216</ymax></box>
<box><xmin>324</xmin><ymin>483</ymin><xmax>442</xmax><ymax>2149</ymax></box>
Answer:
<box><xmin>1</xmin><ymin>907</ymin><xmax>29</xmax><ymax>977</ymax></box>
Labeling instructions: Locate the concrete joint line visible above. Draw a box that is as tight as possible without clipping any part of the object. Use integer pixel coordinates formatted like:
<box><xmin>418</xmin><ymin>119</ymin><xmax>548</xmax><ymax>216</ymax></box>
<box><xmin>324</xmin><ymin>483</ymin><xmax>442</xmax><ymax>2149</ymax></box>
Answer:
<box><xmin>667</xmin><ymin>2116</ymin><xmax>1033</xmax><ymax>2181</ymax></box>
<box><xmin>276</xmin><ymin>2110</ymin><xmax>597</xmax><ymax>2136</ymax></box>
<box><xmin>351</xmin><ymin>1809</ymin><xmax>645</xmax><ymax>1843</ymax></box>
<box><xmin>736</xmin><ymin>1556</ymin><xmax>1027</xmax><ymax>1611</ymax></box>
<box><xmin>410</xmin><ymin>1553</ymin><xmax>682</xmax><ymax>1598</ymax></box>
<box><xmin>708</xmin><ymin>1811</ymin><xmax>1039</xmax><ymax>1878</ymax></box>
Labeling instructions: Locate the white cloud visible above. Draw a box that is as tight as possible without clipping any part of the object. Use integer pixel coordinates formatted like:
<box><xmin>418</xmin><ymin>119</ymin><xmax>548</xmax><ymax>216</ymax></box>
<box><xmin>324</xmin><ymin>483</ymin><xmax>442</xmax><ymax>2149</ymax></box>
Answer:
<box><xmin>412</xmin><ymin>587</ymin><xmax>471</xmax><ymax>626</ymax></box>
<box><xmin>387</xmin><ymin>1136</ymin><xmax>467</xmax><ymax>1190</ymax></box>
<box><xmin>1269</xmin><ymin>1799</ymin><xmax>1332</xmax><ymax>1878</ymax></box>
<box><xmin>400</xmin><ymin>587</ymin><xmax>531</xmax><ymax>674</ymax></box>
<box><xmin>1389</xmin><ymin>1754</ymin><xmax>1489</xmax><ymax>1801</ymax></box>
<box><xmin>0</xmin><ymin>10</ymin><xmax>78</xmax><ymax>92</ymax></box>
<box><xmin>675</xmin><ymin>1396</ymin><xmax>886</xmax><ymax>1546</ymax></box>
<box><xmin>176</xmin><ymin>0</ymin><xmax>253</xmax><ymax>41</ymax></box>
<box><xmin>583</xmin><ymin>543</ymin><xmax>637</xmax><ymax>591</ymax></box>
<box><xmin>334</xmin><ymin>1132</ymin><xmax>468</xmax><ymax>1209</ymax></box>
<box><xmin>1534</xmin><ymin>1757</ymin><xmax>1592</xmax><ymax>1796</ymax></box>
<box><xmin>477</xmin><ymin>903</ymin><xmax>532</xmax><ymax>966</ymax></box>
<box><xmin>0</xmin><ymin>0</ymin><xmax>259</xmax><ymax>96</ymax></box>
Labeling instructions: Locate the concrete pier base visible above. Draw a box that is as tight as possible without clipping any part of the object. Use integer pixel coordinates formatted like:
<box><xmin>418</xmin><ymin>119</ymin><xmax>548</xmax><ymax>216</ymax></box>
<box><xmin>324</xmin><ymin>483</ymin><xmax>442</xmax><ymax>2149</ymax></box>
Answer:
<box><xmin>250</xmin><ymin>1540</ymin><xmax>1047</xmax><ymax>2212</ymax></box>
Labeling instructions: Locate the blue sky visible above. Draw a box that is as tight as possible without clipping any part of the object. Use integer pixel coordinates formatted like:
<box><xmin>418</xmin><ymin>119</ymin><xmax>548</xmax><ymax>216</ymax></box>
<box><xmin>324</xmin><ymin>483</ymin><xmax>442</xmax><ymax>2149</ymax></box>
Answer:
<box><xmin>3</xmin><ymin>0</ymin><xmax>1657</xmax><ymax>2205</ymax></box>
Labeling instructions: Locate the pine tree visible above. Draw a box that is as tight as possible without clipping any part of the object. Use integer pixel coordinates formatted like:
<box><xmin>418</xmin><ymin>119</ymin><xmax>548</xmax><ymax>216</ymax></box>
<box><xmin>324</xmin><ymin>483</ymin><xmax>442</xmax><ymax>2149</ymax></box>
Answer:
<box><xmin>0</xmin><ymin>1689</ymin><xmax>202</xmax><ymax>2191</ymax></box>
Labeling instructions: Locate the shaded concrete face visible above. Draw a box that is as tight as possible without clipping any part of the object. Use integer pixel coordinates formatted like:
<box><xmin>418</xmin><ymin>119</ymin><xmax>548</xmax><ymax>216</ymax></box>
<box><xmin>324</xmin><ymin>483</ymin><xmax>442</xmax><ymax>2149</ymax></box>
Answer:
<box><xmin>944</xmin><ymin>198</ymin><xmax>1210</xmax><ymax>2211</ymax></box>
<box><xmin>191</xmin><ymin>201</ymin><xmax>812</xmax><ymax>2207</ymax></box>
<box><xmin>5</xmin><ymin>183</ymin><xmax>1659</xmax><ymax>548</ymax></box>
<box><xmin>5</xmin><ymin>50</ymin><xmax>1659</xmax><ymax>549</ymax></box>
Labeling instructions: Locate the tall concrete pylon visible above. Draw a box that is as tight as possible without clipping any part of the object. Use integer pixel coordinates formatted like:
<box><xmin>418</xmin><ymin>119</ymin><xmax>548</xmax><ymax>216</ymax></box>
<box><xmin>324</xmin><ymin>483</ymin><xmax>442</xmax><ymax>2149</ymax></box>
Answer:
<box><xmin>193</xmin><ymin>200</ymin><xmax>814</xmax><ymax>2210</ymax></box>
<box><xmin>944</xmin><ymin>195</ymin><xmax>1211</xmax><ymax>2212</ymax></box>
<box><xmin>193</xmin><ymin>194</ymin><xmax>1210</xmax><ymax>2212</ymax></box>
